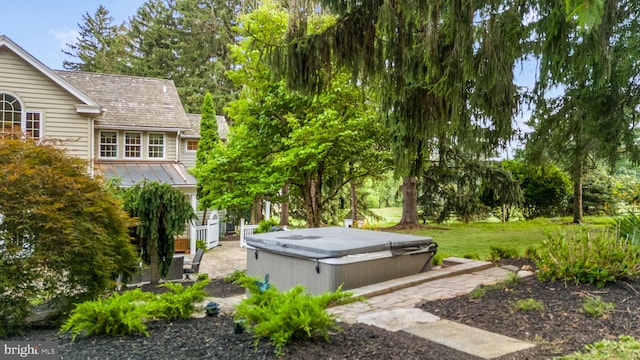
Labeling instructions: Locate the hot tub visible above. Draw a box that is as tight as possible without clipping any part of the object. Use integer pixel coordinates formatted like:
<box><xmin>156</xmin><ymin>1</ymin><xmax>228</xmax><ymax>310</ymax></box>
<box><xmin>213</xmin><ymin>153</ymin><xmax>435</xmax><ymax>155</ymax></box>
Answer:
<box><xmin>246</xmin><ymin>227</ymin><xmax>437</xmax><ymax>294</ymax></box>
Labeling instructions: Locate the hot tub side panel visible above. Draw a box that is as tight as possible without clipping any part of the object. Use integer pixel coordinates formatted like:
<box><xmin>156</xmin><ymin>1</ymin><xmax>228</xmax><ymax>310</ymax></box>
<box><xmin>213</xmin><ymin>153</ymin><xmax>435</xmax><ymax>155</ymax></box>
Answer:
<box><xmin>247</xmin><ymin>248</ymin><xmax>338</xmax><ymax>294</ymax></box>
<box><xmin>247</xmin><ymin>248</ymin><xmax>432</xmax><ymax>294</ymax></box>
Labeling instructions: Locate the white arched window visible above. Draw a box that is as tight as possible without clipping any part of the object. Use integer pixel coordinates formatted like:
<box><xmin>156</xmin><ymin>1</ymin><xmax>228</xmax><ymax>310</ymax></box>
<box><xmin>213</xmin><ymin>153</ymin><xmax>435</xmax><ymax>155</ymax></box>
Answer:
<box><xmin>0</xmin><ymin>93</ymin><xmax>40</xmax><ymax>139</ymax></box>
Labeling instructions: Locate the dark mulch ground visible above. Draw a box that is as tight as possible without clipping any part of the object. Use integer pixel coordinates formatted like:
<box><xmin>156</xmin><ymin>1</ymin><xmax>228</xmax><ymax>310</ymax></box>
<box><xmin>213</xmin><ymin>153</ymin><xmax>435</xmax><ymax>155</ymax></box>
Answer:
<box><xmin>137</xmin><ymin>277</ymin><xmax>246</xmax><ymax>298</ymax></box>
<box><xmin>8</xmin><ymin>259</ymin><xmax>640</xmax><ymax>359</ymax></box>
<box><xmin>421</xmin><ymin>258</ymin><xmax>640</xmax><ymax>359</ymax></box>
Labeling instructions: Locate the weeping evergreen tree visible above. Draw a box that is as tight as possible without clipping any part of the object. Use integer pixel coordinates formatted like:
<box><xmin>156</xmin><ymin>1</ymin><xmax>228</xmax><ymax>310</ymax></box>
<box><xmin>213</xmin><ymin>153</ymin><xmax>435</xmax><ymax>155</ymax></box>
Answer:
<box><xmin>123</xmin><ymin>181</ymin><xmax>195</xmax><ymax>285</ymax></box>
<box><xmin>527</xmin><ymin>0</ymin><xmax>640</xmax><ymax>223</ymax></box>
<box><xmin>270</xmin><ymin>0</ymin><xmax>527</xmax><ymax>226</ymax></box>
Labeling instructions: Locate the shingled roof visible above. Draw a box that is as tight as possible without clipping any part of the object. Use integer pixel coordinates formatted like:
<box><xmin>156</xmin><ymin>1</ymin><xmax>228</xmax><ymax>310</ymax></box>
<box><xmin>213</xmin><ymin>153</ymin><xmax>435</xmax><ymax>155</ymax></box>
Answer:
<box><xmin>184</xmin><ymin>113</ymin><xmax>229</xmax><ymax>141</ymax></box>
<box><xmin>55</xmin><ymin>71</ymin><xmax>190</xmax><ymax>130</ymax></box>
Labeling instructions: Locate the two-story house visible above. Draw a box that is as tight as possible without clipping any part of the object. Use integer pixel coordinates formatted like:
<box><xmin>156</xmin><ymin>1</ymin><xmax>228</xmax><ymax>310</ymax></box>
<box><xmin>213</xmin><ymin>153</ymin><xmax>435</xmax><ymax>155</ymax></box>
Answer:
<box><xmin>0</xmin><ymin>35</ymin><xmax>226</xmax><ymax>254</ymax></box>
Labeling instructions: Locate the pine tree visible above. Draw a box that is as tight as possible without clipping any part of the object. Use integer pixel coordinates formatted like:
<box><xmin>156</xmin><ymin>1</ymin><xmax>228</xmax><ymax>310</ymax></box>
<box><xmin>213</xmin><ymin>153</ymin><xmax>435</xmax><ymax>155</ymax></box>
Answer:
<box><xmin>62</xmin><ymin>5</ymin><xmax>129</xmax><ymax>73</ymax></box>
<box><xmin>270</xmin><ymin>1</ymin><xmax>527</xmax><ymax>226</ymax></box>
<box><xmin>527</xmin><ymin>0</ymin><xmax>640</xmax><ymax>223</ymax></box>
<box><xmin>196</xmin><ymin>92</ymin><xmax>220</xmax><ymax>166</ymax></box>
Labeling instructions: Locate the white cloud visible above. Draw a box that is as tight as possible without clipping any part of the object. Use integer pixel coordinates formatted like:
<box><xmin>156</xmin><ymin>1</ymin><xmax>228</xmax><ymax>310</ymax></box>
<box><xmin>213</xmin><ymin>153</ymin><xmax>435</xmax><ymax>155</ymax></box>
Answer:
<box><xmin>50</xmin><ymin>29</ymin><xmax>79</xmax><ymax>49</ymax></box>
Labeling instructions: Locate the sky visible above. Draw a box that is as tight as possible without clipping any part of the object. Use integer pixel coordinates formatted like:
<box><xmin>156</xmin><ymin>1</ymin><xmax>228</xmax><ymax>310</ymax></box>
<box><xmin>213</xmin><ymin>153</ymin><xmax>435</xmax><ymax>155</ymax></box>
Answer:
<box><xmin>0</xmin><ymin>1</ymin><xmax>146</xmax><ymax>69</ymax></box>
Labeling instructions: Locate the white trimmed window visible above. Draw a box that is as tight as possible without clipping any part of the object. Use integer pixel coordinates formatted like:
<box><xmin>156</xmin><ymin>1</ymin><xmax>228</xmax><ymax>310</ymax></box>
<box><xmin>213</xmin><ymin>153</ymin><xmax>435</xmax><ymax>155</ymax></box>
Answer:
<box><xmin>25</xmin><ymin>112</ymin><xmax>41</xmax><ymax>140</ymax></box>
<box><xmin>124</xmin><ymin>132</ymin><xmax>142</xmax><ymax>158</ymax></box>
<box><xmin>99</xmin><ymin>131</ymin><xmax>118</xmax><ymax>158</ymax></box>
<box><xmin>148</xmin><ymin>133</ymin><xmax>164</xmax><ymax>158</ymax></box>
<box><xmin>0</xmin><ymin>93</ymin><xmax>21</xmax><ymax>135</ymax></box>
<box><xmin>186</xmin><ymin>139</ymin><xmax>198</xmax><ymax>152</ymax></box>
<box><xmin>1</xmin><ymin>93</ymin><xmax>41</xmax><ymax>140</ymax></box>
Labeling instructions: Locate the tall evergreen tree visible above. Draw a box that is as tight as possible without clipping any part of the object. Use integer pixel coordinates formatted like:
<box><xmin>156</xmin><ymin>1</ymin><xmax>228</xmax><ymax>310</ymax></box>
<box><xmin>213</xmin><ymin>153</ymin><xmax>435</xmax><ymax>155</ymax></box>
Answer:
<box><xmin>194</xmin><ymin>92</ymin><xmax>220</xmax><ymax>221</ymax></box>
<box><xmin>527</xmin><ymin>0</ymin><xmax>640</xmax><ymax>223</ymax></box>
<box><xmin>171</xmin><ymin>0</ymin><xmax>246</xmax><ymax>113</ymax></box>
<box><xmin>127</xmin><ymin>0</ymin><xmax>179</xmax><ymax>80</ymax></box>
<box><xmin>62</xmin><ymin>5</ymin><xmax>129</xmax><ymax>73</ymax></box>
<box><xmin>196</xmin><ymin>92</ymin><xmax>220</xmax><ymax>166</ymax></box>
<box><xmin>270</xmin><ymin>1</ymin><xmax>527</xmax><ymax>226</ymax></box>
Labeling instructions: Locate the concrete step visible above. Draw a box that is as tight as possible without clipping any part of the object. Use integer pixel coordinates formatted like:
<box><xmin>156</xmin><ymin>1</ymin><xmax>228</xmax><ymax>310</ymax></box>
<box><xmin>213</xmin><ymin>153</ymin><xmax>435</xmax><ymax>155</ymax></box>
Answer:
<box><xmin>351</xmin><ymin>258</ymin><xmax>494</xmax><ymax>299</ymax></box>
<box><xmin>404</xmin><ymin>319</ymin><xmax>536</xmax><ymax>359</ymax></box>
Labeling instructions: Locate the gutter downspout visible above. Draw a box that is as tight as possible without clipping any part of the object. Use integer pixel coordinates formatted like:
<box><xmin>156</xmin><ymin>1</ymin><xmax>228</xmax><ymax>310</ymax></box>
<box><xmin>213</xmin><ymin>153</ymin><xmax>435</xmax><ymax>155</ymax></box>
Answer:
<box><xmin>89</xmin><ymin>117</ymin><xmax>95</xmax><ymax>177</ymax></box>
<box><xmin>176</xmin><ymin>130</ymin><xmax>181</xmax><ymax>163</ymax></box>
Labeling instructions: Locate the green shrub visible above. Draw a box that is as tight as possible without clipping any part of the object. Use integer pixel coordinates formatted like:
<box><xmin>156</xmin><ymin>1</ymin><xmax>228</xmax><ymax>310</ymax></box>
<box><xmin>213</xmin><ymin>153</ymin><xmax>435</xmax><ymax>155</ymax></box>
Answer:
<box><xmin>488</xmin><ymin>246</ymin><xmax>519</xmax><ymax>261</ymax></box>
<box><xmin>197</xmin><ymin>273</ymin><xmax>209</xmax><ymax>281</ymax></box>
<box><xmin>534</xmin><ymin>228</ymin><xmax>640</xmax><ymax>287</ymax></box>
<box><xmin>196</xmin><ymin>239</ymin><xmax>208</xmax><ymax>252</ymax></box>
<box><xmin>511</xmin><ymin>298</ymin><xmax>544</xmax><ymax>312</ymax></box>
<box><xmin>60</xmin><ymin>289</ymin><xmax>154</xmax><ymax>340</ymax></box>
<box><xmin>0</xmin><ymin>140</ymin><xmax>138</xmax><ymax>337</ymax></box>
<box><xmin>581</xmin><ymin>296</ymin><xmax>615</xmax><ymax>318</ymax></box>
<box><xmin>468</xmin><ymin>273</ymin><xmax>520</xmax><ymax>299</ymax></box>
<box><xmin>615</xmin><ymin>212</ymin><xmax>640</xmax><ymax>244</ymax></box>
<box><xmin>60</xmin><ymin>280</ymin><xmax>209</xmax><ymax>340</ymax></box>
<box><xmin>254</xmin><ymin>218</ymin><xmax>279</xmax><ymax>234</ymax></box>
<box><xmin>233</xmin><ymin>274</ymin><xmax>361</xmax><ymax>356</ymax></box>
<box><xmin>148</xmin><ymin>279</ymin><xmax>209</xmax><ymax>320</ymax></box>
<box><xmin>524</xmin><ymin>245</ymin><xmax>538</xmax><ymax>259</ymax></box>
<box><xmin>562</xmin><ymin>335</ymin><xmax>640</xmax><ymax>360</ymax></box>
<box><xmin>224</xmin><ymin>269</ymin><xmax>246</xmax><ymax>283</ymax></box>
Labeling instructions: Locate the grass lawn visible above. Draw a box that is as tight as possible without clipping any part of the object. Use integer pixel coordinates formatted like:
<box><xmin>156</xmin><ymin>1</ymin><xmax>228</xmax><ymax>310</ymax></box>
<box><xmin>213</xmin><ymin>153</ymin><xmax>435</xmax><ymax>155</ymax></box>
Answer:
<box><xmin>369</xmin><ymin>207</ymin><xmax>616</xmax><ymax>260</ymax></box>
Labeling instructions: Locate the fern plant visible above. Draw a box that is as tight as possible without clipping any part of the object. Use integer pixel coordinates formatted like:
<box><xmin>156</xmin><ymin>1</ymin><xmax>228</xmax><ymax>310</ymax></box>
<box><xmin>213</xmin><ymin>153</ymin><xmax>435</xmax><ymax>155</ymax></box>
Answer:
<box><xmin>149</xmin><ymin>279</ymin><xmax>209</xmax><ymax>320</ymax></box>
<box><xmin>234</xmin><ymin>274</ymin><xmax>361</xmax><ymax>356</ymax></box>
<box><xmin>60</xmin><ymin>289</ymin><xmax>154</xmax><ymax>340</ymax></box>
<box><xmin>60</xmin><ymin>280</ymin><xmax>210</xmax><ymax>340</ymax></box>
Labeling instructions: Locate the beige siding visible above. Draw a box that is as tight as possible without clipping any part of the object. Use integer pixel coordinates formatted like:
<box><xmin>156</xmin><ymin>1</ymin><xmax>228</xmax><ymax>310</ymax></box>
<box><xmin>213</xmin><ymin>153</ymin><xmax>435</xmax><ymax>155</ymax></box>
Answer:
<box><xmin>93</xmin><ymin>130</ymin><xmax>179</xmax><ymax>161</ymax></box>
<box><xmin>0</xmin><ymin>48</ymin><xmax>91</xmax><ymax>160</ymax></box>
<box><xmin>180</xmin><ymin>138</ymin><xmax>197</xmax><ymax>169</ymax></box>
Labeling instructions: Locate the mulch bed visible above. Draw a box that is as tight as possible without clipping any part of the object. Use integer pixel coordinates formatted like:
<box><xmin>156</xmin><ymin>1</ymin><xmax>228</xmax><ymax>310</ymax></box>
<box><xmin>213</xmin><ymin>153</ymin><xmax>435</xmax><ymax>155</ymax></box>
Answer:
<box><xmin>8</xmin><ymin>259</ymin><xmax>640</xmax><ymax>359</ymax></box>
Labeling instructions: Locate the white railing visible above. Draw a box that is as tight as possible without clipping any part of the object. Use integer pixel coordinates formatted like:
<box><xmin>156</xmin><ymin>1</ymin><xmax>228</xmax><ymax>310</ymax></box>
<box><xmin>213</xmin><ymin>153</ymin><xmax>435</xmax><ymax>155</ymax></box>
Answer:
<box><xmin>193</xmin><ymin>210</ymin><xmax>220</xmax><ymax>251</ymax></box>
<box><xmin>239</xmin><ymin>218</ymin><xmax>259</xmax><ymax>248</ymax></box>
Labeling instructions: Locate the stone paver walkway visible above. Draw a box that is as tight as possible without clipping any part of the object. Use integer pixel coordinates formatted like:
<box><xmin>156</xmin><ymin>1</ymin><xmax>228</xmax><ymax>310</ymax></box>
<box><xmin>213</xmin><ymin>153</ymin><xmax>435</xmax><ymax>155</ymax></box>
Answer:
<box><xmin>194</xmin><ymin>240</ymin><xmax>536</xmax><ymax>359</ymax></box>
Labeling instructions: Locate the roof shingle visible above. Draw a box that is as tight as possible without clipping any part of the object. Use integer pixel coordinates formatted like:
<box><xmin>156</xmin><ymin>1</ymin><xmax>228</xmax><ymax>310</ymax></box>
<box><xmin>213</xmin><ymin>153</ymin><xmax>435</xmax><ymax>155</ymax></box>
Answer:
<box><xmin>55</xmin><ymin>71</ymin><xmax>190</xmax><ymax>130</ymax></box>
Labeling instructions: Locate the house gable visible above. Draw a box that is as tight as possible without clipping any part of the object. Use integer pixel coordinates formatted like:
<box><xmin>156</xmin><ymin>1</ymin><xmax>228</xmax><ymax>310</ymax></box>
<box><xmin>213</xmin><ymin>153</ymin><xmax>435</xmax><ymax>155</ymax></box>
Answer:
<box><xmin>0</xmin><ymin>35</ymin><xmax>101</xmax><ymax>159</ymax></box>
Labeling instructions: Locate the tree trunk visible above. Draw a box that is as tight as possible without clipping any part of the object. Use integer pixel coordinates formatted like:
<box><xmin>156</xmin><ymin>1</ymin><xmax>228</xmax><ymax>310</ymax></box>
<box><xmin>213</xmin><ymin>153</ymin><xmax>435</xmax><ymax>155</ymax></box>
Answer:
<box><xmin>302</xmin><ymin>179</ymin><xmax>321</xmax><ymax>227</ymax></box>
<box><xmin>251</xmin><ymin>196</ymin><xmax>263</xmax><ymax>224</ymax></box>
<box><xmin>149</xmin><ymin>238</ymin><xmax>160</xmax><ymax>285</ymax></box>
<box><xmin>279</xmin><ymin>183</ymin><xmax>290</xmax><ymax>226</ymax></box>
<box><xmin>350</xmin><ymin>180</ymin><xmax>358</xmax><ymax>223</ymax></box>
<box><xmin>572</xmin><ymin>168</ymin><xmax>583</xmax><ymax>224</ymax></box>
<box><xmin>399</xmin><ymin>176</ymin><xmax>419</xmax><ymax>225</ymax></box>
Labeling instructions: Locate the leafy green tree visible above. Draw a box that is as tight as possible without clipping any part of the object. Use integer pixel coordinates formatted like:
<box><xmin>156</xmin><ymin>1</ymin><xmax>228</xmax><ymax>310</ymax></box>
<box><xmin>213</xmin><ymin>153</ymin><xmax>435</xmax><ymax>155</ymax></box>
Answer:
<box><xmin>62</xmin><ymin>5</ymin><xmax>130</xmax><ymax>73</ymax></box>
<box><xmin>270</xmin><ymin>1</ymin><xmax>527</xmax><ymax>227</ymax></box>
<box><xmin>196</xmin><ymin>1</ymin><xmax>389</xmax><ymax>227</ymax></box>
<box><xmin>123</xmin><ymin>181</ymin><xmax>195</xmax><ymax>285</ymax></box>
<box><xmin>527</xmin><ymin>0</ymin><xmax>640</xmax><ymax>223</ymax></box>
<box><xmin>0</xmin><ymin>139</ymin><xmax>137</xmax><ymax>336</ymax></box>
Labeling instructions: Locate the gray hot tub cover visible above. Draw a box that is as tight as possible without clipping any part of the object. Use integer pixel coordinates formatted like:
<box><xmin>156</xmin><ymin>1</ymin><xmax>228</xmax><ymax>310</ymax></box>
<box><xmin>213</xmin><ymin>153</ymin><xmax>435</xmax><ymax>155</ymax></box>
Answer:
<box><xmin>245</xmin><ymin>227</ymin><xmax>434</xmax><ymax>258</ymax></box>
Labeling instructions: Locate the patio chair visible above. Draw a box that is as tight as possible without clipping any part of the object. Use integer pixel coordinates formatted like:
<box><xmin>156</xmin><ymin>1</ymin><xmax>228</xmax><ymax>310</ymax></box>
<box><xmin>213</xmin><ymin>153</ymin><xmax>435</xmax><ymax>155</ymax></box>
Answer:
<box><xmin>183</xmin><ymin>248</ymin><xmax>204</xmax><ymax>281</ymax></box>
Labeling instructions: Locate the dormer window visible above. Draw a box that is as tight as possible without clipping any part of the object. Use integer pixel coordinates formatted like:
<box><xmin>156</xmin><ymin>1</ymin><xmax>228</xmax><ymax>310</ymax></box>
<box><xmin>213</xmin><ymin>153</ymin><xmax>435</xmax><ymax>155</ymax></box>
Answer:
<box><xmin>0</xmin><ymin>93</ymin><xmax>40</xmax><ymax>140</ymax></box>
